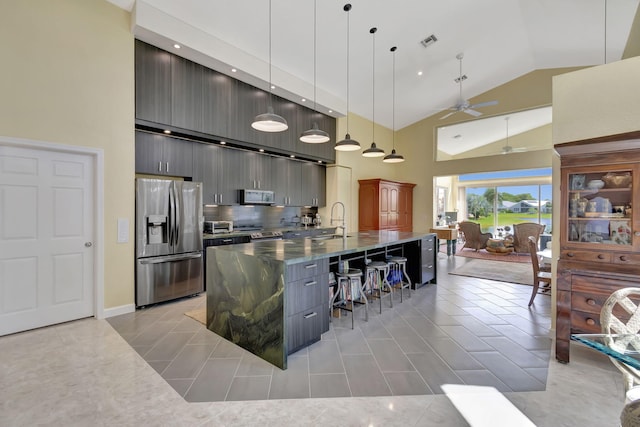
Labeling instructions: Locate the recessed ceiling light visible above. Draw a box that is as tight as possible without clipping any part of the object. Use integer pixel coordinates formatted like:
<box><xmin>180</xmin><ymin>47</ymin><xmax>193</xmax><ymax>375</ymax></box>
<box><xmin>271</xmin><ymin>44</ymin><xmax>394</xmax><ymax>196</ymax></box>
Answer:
<box><xmin>259</xmin><ymin>148</ymin><xmax>265</xmax><ymax>152</ymax></box>
<box><xmin>301</xmin><ymin>98</ymin><xmax>306</xmax><ymax>102</ymax></box>
<box><xmin>417</xmin><ymin>71</ymin><xmax>423</xmax><ymax>76</ymax></box>
<box><xmin>220</xmin><ymin>141</ymin><xmax>226</xmax><ymax>145</ymax></box>
<box><xmin>317</xmin><ymin>160</ymin><xmax>322</xmax><ymax>164</ymax></box>
<box><xmin>328</xmin><ymin>110</ymin><xmax>333</xmax><ymax>113</ymax></box>
<box><xmin>290</xmin><ymin>154</ymin><xmax>295</xmax><ymax>158</ymax></box>
<box><xmin>173</xmin><ymin>44</ymin><xmax>181</xmax><ymax>49</ymax></box>
<box><xmin>231</xmin><ymin>68</ymin><xmax>237</xmax><ymax>73</ymax></box>
<box><xmin>271</xmin><ymin>85</ymin><xmax>276</xmax><ymax>90</ymax></box>
<box><xmin>163</xmin><ymin>129</ymin><xmax>171</xmax><ymax>134</ymax></box>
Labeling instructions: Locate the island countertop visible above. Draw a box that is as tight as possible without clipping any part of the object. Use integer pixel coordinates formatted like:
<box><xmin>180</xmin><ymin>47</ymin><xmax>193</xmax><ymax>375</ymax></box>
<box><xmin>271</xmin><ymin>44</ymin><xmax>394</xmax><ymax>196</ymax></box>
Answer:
<box><xmin>208</xmin><ymin>230</ymin><xmax>432</xmax><ymax>263</ymax></box>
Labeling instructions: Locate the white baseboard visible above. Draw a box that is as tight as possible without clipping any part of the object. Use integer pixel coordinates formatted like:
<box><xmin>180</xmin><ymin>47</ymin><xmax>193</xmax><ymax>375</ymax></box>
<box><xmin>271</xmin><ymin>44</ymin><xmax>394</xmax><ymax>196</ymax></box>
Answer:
<box><xmin>104</xmin><ymin>303</ymin><xmax>135</xmax><ymax>318</ymax></box>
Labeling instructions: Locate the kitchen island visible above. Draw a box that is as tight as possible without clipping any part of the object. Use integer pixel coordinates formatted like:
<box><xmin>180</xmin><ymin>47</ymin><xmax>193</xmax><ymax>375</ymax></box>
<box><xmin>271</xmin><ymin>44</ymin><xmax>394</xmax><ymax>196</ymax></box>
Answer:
<box><xmin>206</xmin><ymin>231</ymin><xmax>436</xmax><ymax>369</ymax></box>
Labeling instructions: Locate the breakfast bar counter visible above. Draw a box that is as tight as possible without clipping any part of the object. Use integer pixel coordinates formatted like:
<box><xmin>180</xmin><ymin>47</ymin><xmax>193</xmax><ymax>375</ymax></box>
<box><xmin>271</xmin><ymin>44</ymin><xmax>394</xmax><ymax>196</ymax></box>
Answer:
<box><xmin>206</xmin><ymin>231</ymin><xmax>436</xmax><ymax>369</ymax></box>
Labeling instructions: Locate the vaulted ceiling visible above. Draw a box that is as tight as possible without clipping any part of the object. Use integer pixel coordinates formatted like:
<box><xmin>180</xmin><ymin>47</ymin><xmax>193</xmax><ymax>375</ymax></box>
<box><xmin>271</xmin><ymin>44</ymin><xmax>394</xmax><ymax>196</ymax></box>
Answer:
<box><xmin>109</xmin><ymin>0</ymin><xmax>639</xmax><ymax>131</ymax></box>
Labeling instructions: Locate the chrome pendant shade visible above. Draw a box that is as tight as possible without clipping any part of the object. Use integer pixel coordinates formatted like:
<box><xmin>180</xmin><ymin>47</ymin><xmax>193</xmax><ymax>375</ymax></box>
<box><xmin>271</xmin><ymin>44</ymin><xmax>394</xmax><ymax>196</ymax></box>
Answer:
<box><xmin>300</xmin><ymin>122</ymin><xmax>330</xmax><ymax>143</ymax></box>
<box><xmin>335</xmin><ymin>3</ymin><xmax>360</xmax><ymax>152</ymax></box>
<box><xmin>363</xmin><ymin>27</ymin><xmax>385</xmax><ymax>158</ymax></box>
<box><xmin>300</xmin><ymin>0</ymin><xmax>329</xmax><ymax>144</ymax></box>
<box><xmin>252</xmin><ymin>0</ymin><xmax>288</xmax><ymax>133</ymax></box>
<box><xmin>252</xmin><ymin>106</ymin><xmax>288</xmax><ymax>132</ymax></box>
<box><xmin>383</xmin><ymin>45</ymin><xmax>404</xmax><ymax>163</ymax></box>
<box><xmin>335</xmin><ymin>133</ymin><xmax>361</xmax><ymax>151</ymax></box>
<box><xmin>383</xmin><ymin>148</ymin><xmax>404</xmax><ymax>163</ymax></box>
<box><xmin>362</xmin><ymin>142</ymin><xmax>385</xmax><ymax>157</ymax></box>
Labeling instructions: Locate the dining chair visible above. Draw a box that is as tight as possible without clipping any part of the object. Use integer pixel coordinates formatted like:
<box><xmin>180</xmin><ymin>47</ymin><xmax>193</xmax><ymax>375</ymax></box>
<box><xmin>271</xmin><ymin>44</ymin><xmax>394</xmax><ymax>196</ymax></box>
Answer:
<box><xmin>600</xmin><ymin>287</ymin><xmax>640</xmax><ymax>402</ymax></box>
<box><xmin>513</xmin><ymin>223</ymin><xmax>545</xmax><ymax>253</ymax></box>
<box><xmin>527</xmin><ymin>236</ymin><xmax>551</xmax><ymax>306</ymax></box>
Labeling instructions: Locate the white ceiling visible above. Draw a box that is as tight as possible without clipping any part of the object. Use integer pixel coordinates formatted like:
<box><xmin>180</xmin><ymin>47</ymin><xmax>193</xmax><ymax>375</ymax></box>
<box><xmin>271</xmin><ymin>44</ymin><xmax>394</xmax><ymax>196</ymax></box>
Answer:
<box><xmin>109</xmin><ymin>0</ymin><xmax>638</xmax><ymax>132</ymax></box>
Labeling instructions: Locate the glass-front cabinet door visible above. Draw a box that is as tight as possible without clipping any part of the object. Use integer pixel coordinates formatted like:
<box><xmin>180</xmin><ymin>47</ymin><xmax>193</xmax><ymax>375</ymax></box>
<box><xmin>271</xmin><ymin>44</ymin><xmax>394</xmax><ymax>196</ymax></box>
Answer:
<box><xmin>564</xmin><ymin>164</ymin><xmax>637</xmax><ymax>251</ymax></box>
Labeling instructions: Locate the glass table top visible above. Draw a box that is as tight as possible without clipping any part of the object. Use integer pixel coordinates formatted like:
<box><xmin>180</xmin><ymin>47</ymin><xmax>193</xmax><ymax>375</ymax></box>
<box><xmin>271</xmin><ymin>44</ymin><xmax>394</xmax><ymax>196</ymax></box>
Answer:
<box><xmin>571</xmin><ymin>333</ymin><xmax>640</xmax><ymax>370</ymax></box>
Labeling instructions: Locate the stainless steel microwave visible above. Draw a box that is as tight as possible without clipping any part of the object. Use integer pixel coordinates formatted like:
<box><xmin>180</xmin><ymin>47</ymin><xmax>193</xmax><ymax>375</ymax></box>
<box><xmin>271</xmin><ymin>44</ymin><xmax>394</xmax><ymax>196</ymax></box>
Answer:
<box><xmin>239</xmin><ymin>189</ymin><xmax>275</xmax><ymax>205</ymax></box>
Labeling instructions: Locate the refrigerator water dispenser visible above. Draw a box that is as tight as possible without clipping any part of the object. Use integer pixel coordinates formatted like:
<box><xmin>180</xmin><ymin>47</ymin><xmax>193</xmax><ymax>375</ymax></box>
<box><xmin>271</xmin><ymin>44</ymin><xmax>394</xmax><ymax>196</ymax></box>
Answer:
<box><xmin>147</xmin><ymin>214</ymin><xmax>167</xmax><ymax>245</ymax></box>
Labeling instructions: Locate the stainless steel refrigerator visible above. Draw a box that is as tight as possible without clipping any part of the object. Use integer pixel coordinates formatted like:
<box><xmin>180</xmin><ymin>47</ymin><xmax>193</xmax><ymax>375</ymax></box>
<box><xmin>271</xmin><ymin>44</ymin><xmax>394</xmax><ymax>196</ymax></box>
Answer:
<box><xmin>135</xmin><ymin>178</ymin><xmax>204</xmax><ymax>307</ymax></box>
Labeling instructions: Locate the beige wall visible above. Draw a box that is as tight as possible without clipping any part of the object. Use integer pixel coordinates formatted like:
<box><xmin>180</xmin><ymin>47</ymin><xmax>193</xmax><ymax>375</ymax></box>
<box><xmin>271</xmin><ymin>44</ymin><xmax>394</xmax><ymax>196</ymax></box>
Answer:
<box><xmin>0</xmin><ymin>0</ymin><xmax>135</xmax><ymax>310</ymax></box>
<box><xmin>552</xmin><ymin>56</ymin><xmax>640</xmax><ymax>144</ymax></box>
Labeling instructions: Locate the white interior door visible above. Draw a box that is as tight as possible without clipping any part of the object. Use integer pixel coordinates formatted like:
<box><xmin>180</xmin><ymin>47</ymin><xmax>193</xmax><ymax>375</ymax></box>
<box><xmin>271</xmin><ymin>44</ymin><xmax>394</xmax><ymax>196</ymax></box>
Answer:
<box><xmin>0</xmin><ymin>144</ymin><xmax>94</xmax><ymax>336</ymax></box>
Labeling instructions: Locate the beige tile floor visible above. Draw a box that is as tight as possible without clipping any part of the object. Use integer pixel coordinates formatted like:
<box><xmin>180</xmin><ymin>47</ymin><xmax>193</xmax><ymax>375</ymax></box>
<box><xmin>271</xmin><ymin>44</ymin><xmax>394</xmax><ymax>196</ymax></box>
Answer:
<box><xmin>0</xmin><ymin>254</ymin><xmax>627</xmax><ymax>426</ymax></box>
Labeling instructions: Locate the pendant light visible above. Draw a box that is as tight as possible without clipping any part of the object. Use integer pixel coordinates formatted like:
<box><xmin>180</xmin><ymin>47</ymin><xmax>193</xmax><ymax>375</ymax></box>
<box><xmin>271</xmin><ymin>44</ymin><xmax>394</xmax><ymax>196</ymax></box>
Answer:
<box><xmin>362</xmin><ymin>27</ymin><xmax>385</xmax><ymax>158</ymax></box>
<box><xmin>252</xmin><ymin>0</ymin><xmax>288</xmax><ymax>132</ymax></box>
<box><xmin>335</xmin><ymin>3</ymin><xmax>361</xmax><ymax>152</ymax></box>
<box><xmin>300</xmin><ymin>0</ymin><xmax>330</xmax><ymax>143</ymax></box>
<box><xmin>383</xmin><ymin>46</ymin><xmax>405</xmax><ymax>163</ymax></box>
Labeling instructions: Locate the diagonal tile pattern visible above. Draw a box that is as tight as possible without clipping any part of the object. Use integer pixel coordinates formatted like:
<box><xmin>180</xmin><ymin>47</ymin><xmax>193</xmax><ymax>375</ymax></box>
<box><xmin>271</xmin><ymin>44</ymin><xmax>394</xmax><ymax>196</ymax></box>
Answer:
<box><xmin>107</xmin><ymin>255</ymin><xmax>553</xmax><ymax>402</ymax></box>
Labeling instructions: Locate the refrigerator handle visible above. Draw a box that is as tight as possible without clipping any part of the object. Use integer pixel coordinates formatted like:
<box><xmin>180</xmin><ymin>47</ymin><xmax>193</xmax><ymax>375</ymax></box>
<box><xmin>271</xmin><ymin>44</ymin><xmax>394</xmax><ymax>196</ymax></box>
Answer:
<box><xmin>169</xmin><ymin>183</ymin><xmax>176</xmax><ymax>247</ymax></box>
<box><xmin>174</xmin><ymin>184</ymin><xmax>181</xmax><ymax>245</ymax></box>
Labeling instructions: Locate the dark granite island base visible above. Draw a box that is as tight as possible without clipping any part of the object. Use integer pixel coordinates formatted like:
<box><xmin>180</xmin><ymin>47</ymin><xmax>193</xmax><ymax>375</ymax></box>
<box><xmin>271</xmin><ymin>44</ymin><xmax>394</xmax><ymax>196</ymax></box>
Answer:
<box><xmin>206</xmin><ymin>231</ymin><xmax>436</xmax><ymax>369</ymax></box>
<box><xmin>206</xmin><ymin>250</ymin><xmax>286</xmax><ymax>369</ymax></box>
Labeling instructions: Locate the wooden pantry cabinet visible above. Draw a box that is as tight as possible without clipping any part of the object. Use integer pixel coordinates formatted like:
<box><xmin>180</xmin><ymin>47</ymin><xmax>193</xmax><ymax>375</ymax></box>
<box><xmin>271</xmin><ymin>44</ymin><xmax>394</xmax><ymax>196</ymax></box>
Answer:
<box><xmin>358</xmin><ymin>179</ymin><xmax>415</xmax><ymax>232</ymax></box>
<box><xmin>555</xmin><ymin>132</ymin><xmax>640</xmax><ymax>363</ymax></box>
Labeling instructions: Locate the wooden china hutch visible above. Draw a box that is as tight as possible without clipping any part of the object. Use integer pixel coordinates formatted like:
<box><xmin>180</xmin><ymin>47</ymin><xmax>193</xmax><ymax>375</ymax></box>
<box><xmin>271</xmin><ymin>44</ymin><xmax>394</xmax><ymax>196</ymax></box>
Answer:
<box><xmin>556</xmin><ymin>131</ymin><xmax>640</xmax><ymax>363</ymax></box>
<box><xmin>358</xmin><ymin>179</ymin><xmax>415</xmax><ymax>232</ymax></box>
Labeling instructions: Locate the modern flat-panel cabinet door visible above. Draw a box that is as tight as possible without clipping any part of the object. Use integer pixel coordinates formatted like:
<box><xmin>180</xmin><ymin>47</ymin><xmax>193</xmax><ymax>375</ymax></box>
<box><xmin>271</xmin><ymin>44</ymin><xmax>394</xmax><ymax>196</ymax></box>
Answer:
<box><xmin>228</xmin><ymin>81</ymin><xmax>267</xmax><ymax>144</ymax></box>
<box><xmin>300</xmin><ymin>162</ymin><xmax>326</xmax><ymax>207</ymax></box>
<box><xmin>171</xmin><ymin>55</ymin><xmax>203</xmax><ymax>132</ymax></box>
<box><xmin>202</xmin><ymin>67</ymin><xmax>232</xmax><ymax>137</ymax></box>
<box><xmin>135</xmin><ymin>40</ymin><xmax>171</xmax><ymax>125</ymax></box>
<box><xmin>135</xmin><ymin>131</ymin><xmax>193</xmax><ymax>177</ymax></box>
<box><xmin>272</xmin><ymin>157</ymin><xmax>302</xmax><ymax>206</ymax></box>
<box><xmin>242</xmin><ymin>151</ymin><xmax>272</xmax><ymax>190</ymax></box>
<box><xmin>193</xmin><ymin>143</ymin><xmax>240</xmax><ymax>205</ymax></box>
<box><xmin>192</xmin><ymin>143</ymin><xmax>218</xmax><ymax>204</ymax></box>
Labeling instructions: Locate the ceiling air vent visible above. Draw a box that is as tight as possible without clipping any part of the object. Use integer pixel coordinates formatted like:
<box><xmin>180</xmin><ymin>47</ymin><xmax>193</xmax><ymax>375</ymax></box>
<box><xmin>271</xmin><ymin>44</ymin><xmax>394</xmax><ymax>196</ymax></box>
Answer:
<box><xmin>420</xmin><ymin>34</ymin><xmax>438</xmax><ymax>48</ymax></box>
<box><xmin>454</xmin><ymin>75</ymin><xmax>467</xmax><ymax>83</ymax></box>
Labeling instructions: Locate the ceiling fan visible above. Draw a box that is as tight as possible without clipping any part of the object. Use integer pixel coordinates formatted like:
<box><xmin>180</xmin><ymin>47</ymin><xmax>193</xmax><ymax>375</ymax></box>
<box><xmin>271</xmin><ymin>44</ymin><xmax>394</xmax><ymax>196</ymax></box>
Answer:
<box><xmin>497</xmin><ymin>116</ymin><xmax>527</xmax><ymax>154</ymax></box>
<box><xmin>440</xmin><ymin>53</ymin><xmax>498</xmax><ymax>120</ymax></box>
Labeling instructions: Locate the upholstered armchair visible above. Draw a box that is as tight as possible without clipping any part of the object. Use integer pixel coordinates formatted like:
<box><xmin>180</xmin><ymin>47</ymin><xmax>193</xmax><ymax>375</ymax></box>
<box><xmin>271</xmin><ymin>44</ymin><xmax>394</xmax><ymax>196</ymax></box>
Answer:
<box><xmin>458</xmin><ymin>221</ymin><xmax>492</xmax><ymax>251</ymax></box>
<box><xmin>512</xmin><ymin>223</ymin><xmax>545</xmax><ymax>253</ymax></box>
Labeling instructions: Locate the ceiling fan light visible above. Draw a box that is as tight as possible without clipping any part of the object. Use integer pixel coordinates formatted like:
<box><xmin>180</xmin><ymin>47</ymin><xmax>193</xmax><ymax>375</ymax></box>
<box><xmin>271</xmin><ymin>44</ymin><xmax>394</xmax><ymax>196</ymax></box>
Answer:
<box><xmin>252</xmin><ymin>106</ymin><xmax>288</xmax><ymax>132</ymax></box>
<box><xmin>335</xmin><ymin>133</ymin><xmax>361</xmax><ymax>151</ymax></box>
<box><xmin>300</xmin><ymin>123</ymin><xmax>330</xmax><ymax>143</ymax></box>
<box><xmin>362</xmin><ymin>142</ymin><xmax>385</xmax><ymax>157</ymax></box>
<box><xmin>383</xmin><ymin>149</ymin><xmax>404</xmax><ymax>163</ymax></box>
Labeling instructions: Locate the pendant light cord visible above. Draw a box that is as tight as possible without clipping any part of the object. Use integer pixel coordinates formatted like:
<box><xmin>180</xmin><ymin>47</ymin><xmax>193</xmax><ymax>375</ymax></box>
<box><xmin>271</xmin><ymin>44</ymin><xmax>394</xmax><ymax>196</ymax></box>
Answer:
<box><xmin>604</xmin><ymin>0</ymin><xmax>607</xmax><ymax>64</ymax></box>
<box><xmin>392</xmin><ymin>46</ymin><xmax>396</xmax><ymax>150</ymax></box>
<box><xmin>313</xmin><ymin>0</ymin><xmax>317</xmax><ymax>112</ymax></box>
<box><xmin>268</xmin><ymin>0</ymin><xmax>273</xmax><ymax>103</ymax></box>
<box><xmin>345</xmin><ymin>4</ymin><xmax>351</xmax><ymax>134</ymax></box>
<box><xmin>371</xmin><ymin>28</ymin><xmax>376</xmax><ymax>143</ymax></box>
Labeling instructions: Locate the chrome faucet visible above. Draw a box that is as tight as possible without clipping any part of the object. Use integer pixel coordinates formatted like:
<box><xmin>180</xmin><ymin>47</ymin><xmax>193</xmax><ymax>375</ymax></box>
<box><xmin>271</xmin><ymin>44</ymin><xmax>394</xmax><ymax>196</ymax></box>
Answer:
<box><xmin>330</xmin><ymin>202</ymin><xmax>347</xmax><ymax>241</ymax></box>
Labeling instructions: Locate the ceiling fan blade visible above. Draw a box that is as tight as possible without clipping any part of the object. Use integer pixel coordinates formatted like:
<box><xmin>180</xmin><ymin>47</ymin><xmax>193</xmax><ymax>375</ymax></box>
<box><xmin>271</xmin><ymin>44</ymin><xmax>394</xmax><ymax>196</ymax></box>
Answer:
<box><xmin>464</xmin><ymin>109</ymin><xmax>482</xmax><ymax>117</ymax></box>
<box><xmin>468</xmin><ymin>100</ymin><xmax>498</xmax><ymax>109</ymax></box>
<box><xmin>440</xmin><ymin>111</ymin><xmax>457</xmax><ymax>120</ymax></box>
<box><xmin>500</xmin><ymin>146</ymin><xmax>528</xmax><ymax>154</ymax></box>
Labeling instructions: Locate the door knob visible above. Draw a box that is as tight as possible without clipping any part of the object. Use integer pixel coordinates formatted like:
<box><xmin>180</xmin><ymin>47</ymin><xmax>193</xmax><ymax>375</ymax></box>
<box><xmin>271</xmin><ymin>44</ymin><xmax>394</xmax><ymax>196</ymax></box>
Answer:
<box><xmin>85</xmin><ymin>242</ymin><xmax>93</xmax><ymax>247</ymax></box>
